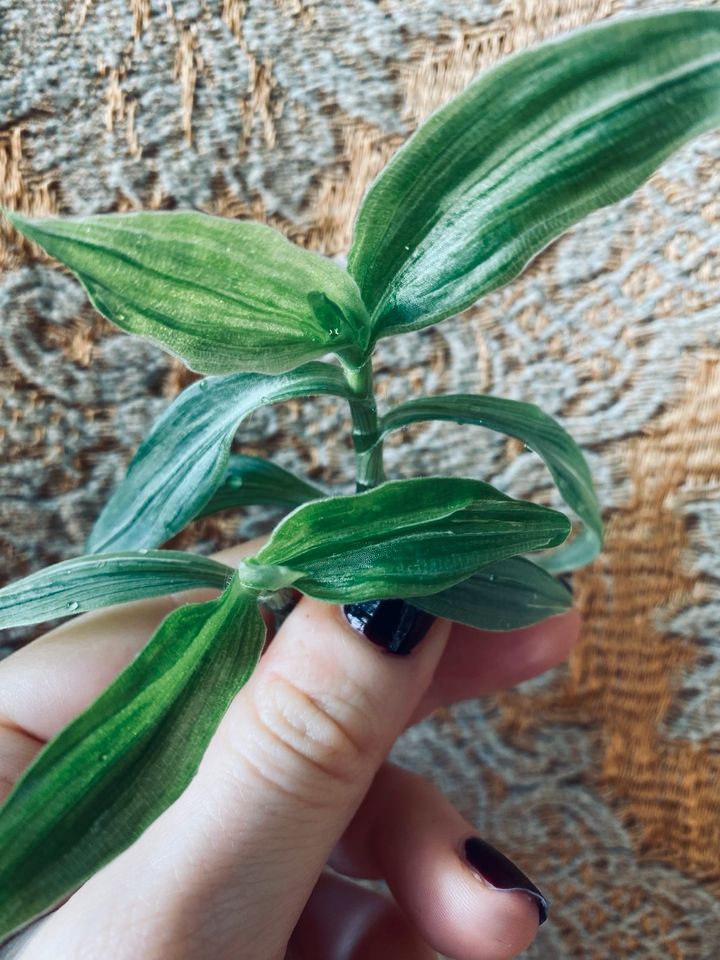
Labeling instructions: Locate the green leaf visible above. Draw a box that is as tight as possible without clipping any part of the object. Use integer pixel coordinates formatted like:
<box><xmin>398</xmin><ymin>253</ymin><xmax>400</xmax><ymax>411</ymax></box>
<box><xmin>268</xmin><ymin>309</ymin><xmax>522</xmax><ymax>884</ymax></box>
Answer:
<box><xmin>381</xmin><ymin>394</ymin><xmax>601</xmax><ymax>571</ymax></box>
<box><xmin>196</xmin><ymin>454</ymin><xmax>325</xmax><ymax>519</ymax></box>
<box><xmin>0</xmin><ymin>550</ymin><xmax>233</xmax><ymax>629</ymax></box>
<box><xmin>0</xmin><ymin>575</ymin><xmax>265</xmax><ymax>940</ymax></box>
<box><xmin>243</xmin><ymin>477</ymin><xmax>570</xmax><ymax>602</ymax></box>
<box><xmin>348</xmin><ymin>10</ymin><xmax>720</xmax><ymax>338</ymax></box>
<box><xmin>87</xmin><ymin>363</ymin><xmax>352</xmax><ymax>553</ymax></box>
<box><xmin>4</xmin><ymin>209</ymin><xmax>370</xmax><ymax>374</ymax></box>
<box><xmin>412</xmin><ymin>557</ymin><xmax>573</xmax><ymax>631</ymax></box>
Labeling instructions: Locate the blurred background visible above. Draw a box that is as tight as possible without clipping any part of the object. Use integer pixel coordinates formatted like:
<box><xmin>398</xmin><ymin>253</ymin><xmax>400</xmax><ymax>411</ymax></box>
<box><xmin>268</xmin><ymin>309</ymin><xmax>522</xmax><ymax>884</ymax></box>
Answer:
<box><xmin>1</xmin><ymin>1</ymin><xmax>719</xmax><ymax>956</ymax></box>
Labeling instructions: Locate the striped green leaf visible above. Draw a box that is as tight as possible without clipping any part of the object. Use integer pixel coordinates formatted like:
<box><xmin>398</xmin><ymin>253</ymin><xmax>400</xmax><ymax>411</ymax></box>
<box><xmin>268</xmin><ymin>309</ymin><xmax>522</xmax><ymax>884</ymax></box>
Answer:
<box><xmin>241</xmin><ymin>477</ymin><xmax>570</xmax><ymax>602</ymax></box>
<box><xmin>0</xmin><ymin>551</ymin><xmax>233</xmax><ymax>629</ymax></box>
<box><xmin>197</xmin><ymin>454</ymin><xmax>325</xmax><ymax>518</ymax></box>
<box><xmin>87</xmin><ymin>363</ymin><xmax>352</xmax><ymax>553</ymax></box>
<box><xmin>5</xmin><ymin>210</ymin><xmax>370</xmax><ymax>374</ymax></box>
<box><xmin>413</xmin><ymin>557</ymin><xmax>573</xmax><ymax>631</ymax></box>
<box><xmin>349</xmin><ymin>10</ymin><xmax>720</xmax><ymax>339</ymax></box>
<box><xmin>0</xmin><ymin>576</ymin><xmax>265</xmax><ymax>940</ymax></box>
<box><xmin>381</xmin><ymin>394</ymin><xmax>601</xmax><ymax>571</ymax></box>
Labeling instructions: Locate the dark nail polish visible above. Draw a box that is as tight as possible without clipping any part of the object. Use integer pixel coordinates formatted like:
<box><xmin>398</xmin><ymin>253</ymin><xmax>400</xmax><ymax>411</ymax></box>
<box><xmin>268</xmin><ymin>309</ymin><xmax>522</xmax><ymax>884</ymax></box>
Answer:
<box><xmin>462</xmin><ymin>836</ymin><xmax>549</xmax><ymax>925</ymax></box>
<box><xmin>343</xmin><ymin>599</ymin><xmax>435</xmax><ymax>656</ymax></box>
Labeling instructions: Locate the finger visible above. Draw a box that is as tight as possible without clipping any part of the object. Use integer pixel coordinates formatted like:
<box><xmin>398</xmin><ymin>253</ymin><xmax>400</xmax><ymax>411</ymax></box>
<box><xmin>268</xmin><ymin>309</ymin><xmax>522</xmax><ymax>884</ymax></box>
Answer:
<box><xmin>333</xmin><ymin>764</ymin><xmax>544</xmax><ymax>960</ymax></box>
<box><xmin>31</xmin><ymin>599</ymin><xmax>451</xmax><ymax>959</ymax></box>
<box><xmin>0</xmin><ymin>727</ymin><xmax>42</xmax><ymax>804</ymax></box>
<box><xmin>0</xmin><ymin>541</ymin><xmax>263</xmax><ymax>743</ymax></box>
<box><xmin>0</xmin><ymin>595</ymin><xmax>177</xmax><ymax>743</ymax></box>
<box><xmin>414</xmin><ymin>607</ymin><xmax>581</xmax><ymax>719</ymax></box>
<box><xmin>289</xmin><ymin>872</ymin><xmax>437</xmax><ymax>960</ymax></box>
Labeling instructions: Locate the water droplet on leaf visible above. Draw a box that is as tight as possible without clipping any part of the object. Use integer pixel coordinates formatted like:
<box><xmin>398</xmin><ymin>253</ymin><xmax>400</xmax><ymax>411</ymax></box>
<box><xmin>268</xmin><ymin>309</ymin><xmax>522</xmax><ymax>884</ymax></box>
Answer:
<box><xmin>66</xmin><ymin>600</ymin><xmax>80</xmax><ymax>611</ymax></box>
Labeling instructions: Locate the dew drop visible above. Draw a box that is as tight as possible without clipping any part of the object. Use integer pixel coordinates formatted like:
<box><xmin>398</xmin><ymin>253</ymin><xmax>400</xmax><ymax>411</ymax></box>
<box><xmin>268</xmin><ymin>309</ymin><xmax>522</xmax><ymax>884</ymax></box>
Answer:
<box><xmin>138</xmin><ymin>548</ymin><xmax>149</xmax><ymax>555</ymax></box>
<box><xmin>198</xmin><ymin>380</ymin><xmax>209</xmax><ymax>391</ymax></box>
<box><xmin>66</xmin><ymin>600</ymin><xmax>80</xmax><ymax>611</ymax></box>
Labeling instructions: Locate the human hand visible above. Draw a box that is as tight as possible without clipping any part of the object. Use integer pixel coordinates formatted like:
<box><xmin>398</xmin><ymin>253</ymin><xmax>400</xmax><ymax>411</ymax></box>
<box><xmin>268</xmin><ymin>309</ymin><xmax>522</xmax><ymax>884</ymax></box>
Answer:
<box><xmin>0</xmin><ymin>540</ymin><xmax>579</xmax><ymax>960</ymax></box>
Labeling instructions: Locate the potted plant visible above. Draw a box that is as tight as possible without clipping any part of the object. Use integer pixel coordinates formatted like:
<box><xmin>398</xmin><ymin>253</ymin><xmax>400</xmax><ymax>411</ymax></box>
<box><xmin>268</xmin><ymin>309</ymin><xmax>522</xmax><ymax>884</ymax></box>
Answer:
<box><xmin>0</xmin><ymin>8</ymin><xmax>718</xmax><ymax>941</ymax></box>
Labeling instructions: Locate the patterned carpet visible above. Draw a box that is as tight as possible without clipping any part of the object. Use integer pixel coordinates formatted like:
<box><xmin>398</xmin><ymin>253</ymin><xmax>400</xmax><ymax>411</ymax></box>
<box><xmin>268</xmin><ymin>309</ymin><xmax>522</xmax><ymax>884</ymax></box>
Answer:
<box><xmin>1</xmin><ymin>1</ymin><xmax>719</xmax><ymax>956</ymax></box>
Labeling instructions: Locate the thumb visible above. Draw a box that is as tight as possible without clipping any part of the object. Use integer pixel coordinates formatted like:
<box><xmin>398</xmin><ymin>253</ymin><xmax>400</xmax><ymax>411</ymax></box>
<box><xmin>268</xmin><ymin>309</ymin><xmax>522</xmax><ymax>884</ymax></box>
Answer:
<box><xmin>37</xmin><ymin>596</ymin><xmax>449</xmax><ymax>960</ymax></box>
<box><xmin>219</xmin><ymin>595</ymin><xmax>447</xmax><ymax>811</ymax></box>
<box><xmin>188</xmin><ymin>596</ymin><xmax>449</xmax><ymax>953</ymax></box>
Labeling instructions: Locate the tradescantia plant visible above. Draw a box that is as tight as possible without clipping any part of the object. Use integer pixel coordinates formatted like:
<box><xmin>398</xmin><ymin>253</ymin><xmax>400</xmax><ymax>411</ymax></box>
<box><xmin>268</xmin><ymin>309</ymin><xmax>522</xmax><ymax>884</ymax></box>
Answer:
<box><xmin>0</xmin><ymin>8</ymin><xmax>718</xmax><ymax>941</ymax></box>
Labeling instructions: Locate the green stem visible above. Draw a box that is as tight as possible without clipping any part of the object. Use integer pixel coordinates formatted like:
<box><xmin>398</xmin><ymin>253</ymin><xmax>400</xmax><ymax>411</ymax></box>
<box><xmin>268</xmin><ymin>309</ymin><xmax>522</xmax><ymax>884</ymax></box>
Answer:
<box><xmin>341</xmin><ymin>354</ymin><xmax>385</xmax><ymax>492</ymax></box>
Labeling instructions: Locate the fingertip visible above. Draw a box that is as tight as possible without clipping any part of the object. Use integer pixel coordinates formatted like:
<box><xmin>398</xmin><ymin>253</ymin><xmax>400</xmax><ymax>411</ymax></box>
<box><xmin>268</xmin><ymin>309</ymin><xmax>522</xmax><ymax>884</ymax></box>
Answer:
<box><xmin>431</xmin><ymin>606</ymin><xmax>582</xmax><ymax>708</ymax></box>
<box><xmin>517</xmin><ymin>605</ymin><xmax>581</xmax><ymax>678</ymax></box>
<box><xmin>433</xmin><ymin>864</ymin><xmax>542</xmax><ymax>960</ymax></box>
<box><xmin>337</xmin><ymin>766</ymin><xmax>545</xmax><ymax>960</ymax></box>
<box><xmin>393</xmin><ymin>835</ymin><xmax>543</xmax><ymax>960</ymax></box>
<box><xmin>555</xmin><ymin>605</ymin><xmax>582</xmax><ymax>654</ymax></box>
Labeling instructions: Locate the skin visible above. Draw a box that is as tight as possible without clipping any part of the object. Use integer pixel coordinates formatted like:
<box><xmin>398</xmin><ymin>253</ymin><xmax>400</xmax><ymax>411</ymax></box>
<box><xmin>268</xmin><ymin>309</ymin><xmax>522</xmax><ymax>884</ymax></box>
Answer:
<box><xmin>0</xmin><ymin>540</ymin><xmax>580</xmax><ymax>960</ymax></box>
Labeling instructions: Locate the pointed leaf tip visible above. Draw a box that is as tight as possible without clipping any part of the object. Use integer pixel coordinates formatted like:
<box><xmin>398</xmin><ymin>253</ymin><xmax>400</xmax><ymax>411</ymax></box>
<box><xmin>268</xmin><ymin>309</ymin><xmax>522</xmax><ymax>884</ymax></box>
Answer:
<box><xmin>350</xmin><ymin>10</ymin><xmax>720</xmax><ymax>339</ymax></box>
<box><xmin>9</xmin><ymin>210</ymin><xmax>371</xmax><ymax>374</ymax></box>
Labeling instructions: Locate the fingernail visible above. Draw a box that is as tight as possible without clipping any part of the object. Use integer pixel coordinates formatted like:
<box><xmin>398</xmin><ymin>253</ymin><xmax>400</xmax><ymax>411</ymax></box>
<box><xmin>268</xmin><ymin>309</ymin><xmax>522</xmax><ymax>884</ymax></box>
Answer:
<box><xmin>462</xmin><ymin>836</ymin><xmax>549</xmax><ymax>925</ymax></box>
<box><xmin>343</xmin><ymin>599</ymin><xmax>435</xmax><ymax>656</ymax></box>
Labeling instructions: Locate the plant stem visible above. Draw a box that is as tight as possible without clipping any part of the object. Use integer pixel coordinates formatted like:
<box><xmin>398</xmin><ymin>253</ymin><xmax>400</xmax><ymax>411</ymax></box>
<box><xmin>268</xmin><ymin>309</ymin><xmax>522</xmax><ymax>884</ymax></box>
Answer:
<box><xmin>341</xmin><ymin>354</ymin><xmax>385</xmax><ymax>492</ymax></box>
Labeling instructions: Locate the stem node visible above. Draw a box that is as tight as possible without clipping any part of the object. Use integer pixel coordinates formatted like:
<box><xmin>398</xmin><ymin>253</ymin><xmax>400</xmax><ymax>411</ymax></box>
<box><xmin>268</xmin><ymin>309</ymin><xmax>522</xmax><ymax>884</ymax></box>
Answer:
<box><xmin>340</xmin><ymin>355</ymin><xmax>385</xmax><ymax>491</ymax></box>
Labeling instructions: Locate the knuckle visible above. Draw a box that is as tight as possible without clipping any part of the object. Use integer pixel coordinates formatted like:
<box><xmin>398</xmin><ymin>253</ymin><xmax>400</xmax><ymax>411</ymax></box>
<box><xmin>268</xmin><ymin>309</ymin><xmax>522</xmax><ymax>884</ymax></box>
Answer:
<box><xmin>246</xmin><ymin>670</ymin><xmax>377</xmax><ymax>803</ymax></box>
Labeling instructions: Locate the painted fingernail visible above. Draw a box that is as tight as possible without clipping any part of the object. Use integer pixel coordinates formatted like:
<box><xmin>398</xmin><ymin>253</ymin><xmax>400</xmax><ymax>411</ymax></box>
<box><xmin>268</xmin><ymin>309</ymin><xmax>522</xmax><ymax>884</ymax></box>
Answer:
<box><xmin>462</xmin><ymin>836</ymin><xmax>549</xmax><ymax>925</ymax></box>
<box><xmin>343</xmin><ymin>599</ymin><xmax>435</xmax><ymax>656</ymax></box>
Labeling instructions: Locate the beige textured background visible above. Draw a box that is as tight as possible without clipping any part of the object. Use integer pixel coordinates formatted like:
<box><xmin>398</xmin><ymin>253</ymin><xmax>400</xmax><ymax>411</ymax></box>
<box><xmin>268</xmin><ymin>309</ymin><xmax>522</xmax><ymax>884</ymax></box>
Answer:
<box><xmin>1</xmin><ymin>1</ymin><xmax>719</xmax><ymax>957</ymax></box>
